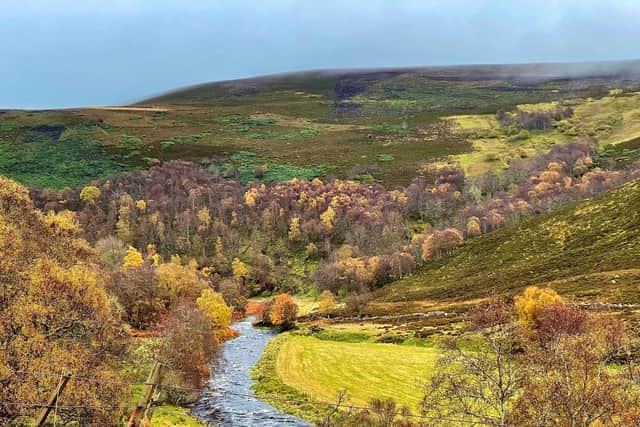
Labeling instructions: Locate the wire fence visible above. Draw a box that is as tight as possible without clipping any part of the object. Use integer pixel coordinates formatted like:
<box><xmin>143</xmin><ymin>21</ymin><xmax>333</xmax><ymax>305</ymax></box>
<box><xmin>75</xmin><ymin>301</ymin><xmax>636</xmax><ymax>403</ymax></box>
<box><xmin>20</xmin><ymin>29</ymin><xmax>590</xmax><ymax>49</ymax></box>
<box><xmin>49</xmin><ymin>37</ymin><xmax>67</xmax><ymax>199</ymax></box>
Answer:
<box><xmin>4</xmin><ymin>367</ymin><xmax>493</xmax><ymax>426</ymax></box>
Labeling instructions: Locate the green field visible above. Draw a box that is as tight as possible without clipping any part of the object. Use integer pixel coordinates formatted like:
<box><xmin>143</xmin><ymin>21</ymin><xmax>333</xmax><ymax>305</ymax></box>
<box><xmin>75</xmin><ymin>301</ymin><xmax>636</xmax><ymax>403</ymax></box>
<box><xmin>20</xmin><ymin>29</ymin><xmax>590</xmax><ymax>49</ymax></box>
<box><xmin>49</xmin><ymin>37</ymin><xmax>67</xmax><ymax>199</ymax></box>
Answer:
<box><xmin>275</xmin><ymin>335</ymin><xmax>438</xmax><ymax>411</ymax></box>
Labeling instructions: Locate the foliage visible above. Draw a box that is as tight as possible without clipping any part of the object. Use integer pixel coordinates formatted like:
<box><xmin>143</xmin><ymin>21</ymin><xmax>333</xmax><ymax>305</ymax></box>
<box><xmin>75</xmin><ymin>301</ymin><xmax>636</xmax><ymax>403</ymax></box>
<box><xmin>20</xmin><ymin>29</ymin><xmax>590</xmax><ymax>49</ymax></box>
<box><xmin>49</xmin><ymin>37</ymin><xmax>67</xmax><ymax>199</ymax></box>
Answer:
<box><xmin>123</xmin><ymin>245</ymin><xmax>144</xmax><ymax>267</ymax></box>
<box><xmin>262</xmin><ymin>294</ymin><xmax>298</xmax><ymax>329</ymax></box>
<box><xmin>95</xmin><ymin>235</ymin><xmax>127</xmax><ymax>268</ymax></box>
<box><xmin>514</xmin><ymin>286</ymin><xmax>563</xmax><ymax>324</ymax></box>
<box><xmin>0</xmin><ymin>176</ymin><xmax>124</xmax><ymax>425</ymax></box>
<box><xmin>195</xmin><ymin>288</ymin><xmax>233</xmax><ymax>338</ymax></box>
<box><xmin>154</xmin><ymin>302</ymin><xmax>218</xmax><ymax>389</ymax></box>
<box><xmin>318</xmin><ymin>290</ymin><xmax>336</xmax><ymax>313</ymax></box>
<box><xmin>80</xmin><ymin>185</ymin><xmax>101</xmax><ymax>203</ymax></box>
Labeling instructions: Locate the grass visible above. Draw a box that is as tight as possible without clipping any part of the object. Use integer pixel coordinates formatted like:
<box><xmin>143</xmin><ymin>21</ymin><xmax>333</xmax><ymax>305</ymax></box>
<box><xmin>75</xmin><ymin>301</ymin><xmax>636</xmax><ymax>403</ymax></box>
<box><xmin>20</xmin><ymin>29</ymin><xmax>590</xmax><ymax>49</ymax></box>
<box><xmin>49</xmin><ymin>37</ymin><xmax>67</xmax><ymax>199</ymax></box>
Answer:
<box><xmin>252</xmin><ymin>334</ymin><xmax>331</xmax><ymax>422</ymax></box>
<box><xmin>122</xmin><ymin>339</ymin><xmax>206</xmax><ymax>427</ymax></box>
<box><xmin>443</xmin><ymin>92</ymin><xmax>640</xmax><ymax>176</ymax></box>
<box><xmin>0</xmin><ymin>120</ymin><xmax>126</xmax><ymax>189</ymax></box>
<box><xmin>378</xmin><ymin>179</ymin><xmax>640</xmax><ymax>306</ymax></box>
<box><xmin>151</xmin><ymin>406</ymin><xmax>206</xmax><ymax>427</ymax></box>
<box><xmin>3</xmin><ymin>67</ymin><xmax>640</xmax><ymax>189</ymax></box>
<box><xmin>272</xmin><ymin>334</ymin><xmax>440</xmax><ymax>412</ymax></box>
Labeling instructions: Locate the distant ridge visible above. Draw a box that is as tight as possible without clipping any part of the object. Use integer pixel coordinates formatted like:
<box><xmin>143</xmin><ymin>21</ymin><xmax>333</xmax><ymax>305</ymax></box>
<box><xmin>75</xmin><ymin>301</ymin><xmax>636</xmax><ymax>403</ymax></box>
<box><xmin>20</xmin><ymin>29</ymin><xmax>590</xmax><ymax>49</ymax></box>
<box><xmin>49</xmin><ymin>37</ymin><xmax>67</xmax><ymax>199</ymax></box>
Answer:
<box><xmin>141</xmin><ymin>59</ymin><xmax>640</xmax><ymax>105</ymax></box>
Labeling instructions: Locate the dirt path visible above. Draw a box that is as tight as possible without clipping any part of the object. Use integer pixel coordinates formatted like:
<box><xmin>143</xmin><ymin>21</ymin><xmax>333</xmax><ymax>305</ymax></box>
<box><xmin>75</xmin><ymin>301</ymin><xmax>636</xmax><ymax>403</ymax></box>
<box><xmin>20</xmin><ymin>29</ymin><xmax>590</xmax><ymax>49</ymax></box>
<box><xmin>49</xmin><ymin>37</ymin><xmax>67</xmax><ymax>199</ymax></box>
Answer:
<box><xmin>85</xmin><ymin>106</ymin><xmax>170</xmax><ymax>112</ymax></box>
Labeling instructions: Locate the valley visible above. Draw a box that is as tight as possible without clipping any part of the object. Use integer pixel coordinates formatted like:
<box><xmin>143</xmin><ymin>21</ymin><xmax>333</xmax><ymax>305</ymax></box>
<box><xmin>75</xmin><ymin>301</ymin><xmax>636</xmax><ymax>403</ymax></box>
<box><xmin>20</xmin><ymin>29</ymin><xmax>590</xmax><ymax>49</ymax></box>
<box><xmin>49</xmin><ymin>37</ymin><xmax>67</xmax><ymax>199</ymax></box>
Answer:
<box><xmin>4</xmin><ymin>62</ymin><xmax>640</xmax><ymax>426</ymax></box>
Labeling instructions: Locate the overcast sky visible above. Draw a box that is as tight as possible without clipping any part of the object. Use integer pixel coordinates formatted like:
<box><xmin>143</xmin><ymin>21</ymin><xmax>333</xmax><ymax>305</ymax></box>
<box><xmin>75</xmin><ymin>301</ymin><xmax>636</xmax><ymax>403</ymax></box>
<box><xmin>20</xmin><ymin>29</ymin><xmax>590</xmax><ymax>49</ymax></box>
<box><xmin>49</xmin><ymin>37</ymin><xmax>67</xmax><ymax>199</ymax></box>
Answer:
<box><xmin>1</xmin><ymin>0</ymin><xmax>639</xmax><ymax>109</ymax></box>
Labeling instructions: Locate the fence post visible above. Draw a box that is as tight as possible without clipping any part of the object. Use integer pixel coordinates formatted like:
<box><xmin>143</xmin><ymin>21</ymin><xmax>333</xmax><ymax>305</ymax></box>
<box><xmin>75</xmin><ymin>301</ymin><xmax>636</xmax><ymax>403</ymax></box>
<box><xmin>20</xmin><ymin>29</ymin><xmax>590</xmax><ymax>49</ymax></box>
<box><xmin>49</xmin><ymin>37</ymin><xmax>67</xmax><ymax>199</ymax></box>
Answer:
<box><xmin>127</xmin><ymin>361</ymin><xmax>162</xmax><ymax>427</ymax></box>
<box><xmin>143</xmin><ymin>362</ymin><xmax>163</xmax><ymax>422</ymax></box>
<box><xmin>36</xmin><ymin>370</ymin><xmax>71</xmax><ymax>427</ymax></box>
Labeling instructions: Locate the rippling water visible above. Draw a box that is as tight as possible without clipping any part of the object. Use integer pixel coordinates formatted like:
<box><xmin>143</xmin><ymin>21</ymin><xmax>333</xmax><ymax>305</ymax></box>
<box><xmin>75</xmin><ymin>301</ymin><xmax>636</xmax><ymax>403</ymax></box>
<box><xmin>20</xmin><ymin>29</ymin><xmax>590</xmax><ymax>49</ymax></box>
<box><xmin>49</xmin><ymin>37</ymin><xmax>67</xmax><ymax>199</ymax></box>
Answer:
<box><xmin>192</xmin><ymin>317</ymin><xmax>311</xmax><ymax>427</ymax></box>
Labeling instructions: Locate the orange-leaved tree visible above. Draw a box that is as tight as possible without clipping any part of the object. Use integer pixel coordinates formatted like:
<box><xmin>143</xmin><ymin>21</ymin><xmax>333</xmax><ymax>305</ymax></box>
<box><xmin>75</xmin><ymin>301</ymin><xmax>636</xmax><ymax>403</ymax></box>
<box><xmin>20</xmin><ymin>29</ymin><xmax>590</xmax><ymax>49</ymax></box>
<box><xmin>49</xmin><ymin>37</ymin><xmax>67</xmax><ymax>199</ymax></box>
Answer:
<box><xmin>263</xmin><ymin>294</ymin><xmax>298</xmax><ymax>329</ymax></box>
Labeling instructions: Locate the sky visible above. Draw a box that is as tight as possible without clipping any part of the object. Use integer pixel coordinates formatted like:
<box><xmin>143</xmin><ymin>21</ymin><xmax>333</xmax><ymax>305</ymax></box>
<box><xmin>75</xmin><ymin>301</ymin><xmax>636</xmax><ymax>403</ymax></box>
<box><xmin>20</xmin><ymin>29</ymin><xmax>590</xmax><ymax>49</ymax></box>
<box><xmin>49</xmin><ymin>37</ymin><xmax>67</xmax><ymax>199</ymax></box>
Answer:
<box><xmin>1</xmin><ymin>0</ymin><xmax>639</xmax><ymax>109</ymax></box>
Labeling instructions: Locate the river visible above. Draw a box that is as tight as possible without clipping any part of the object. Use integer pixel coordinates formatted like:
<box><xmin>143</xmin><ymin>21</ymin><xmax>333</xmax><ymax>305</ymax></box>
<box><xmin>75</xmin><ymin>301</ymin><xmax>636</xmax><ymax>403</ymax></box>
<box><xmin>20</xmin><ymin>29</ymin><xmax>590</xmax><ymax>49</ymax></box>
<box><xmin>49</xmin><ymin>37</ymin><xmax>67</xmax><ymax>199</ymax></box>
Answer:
<box><xmin>192</xmin><ymin>317</ymin><xmax>311</xmax><ymax>427</ymax></box>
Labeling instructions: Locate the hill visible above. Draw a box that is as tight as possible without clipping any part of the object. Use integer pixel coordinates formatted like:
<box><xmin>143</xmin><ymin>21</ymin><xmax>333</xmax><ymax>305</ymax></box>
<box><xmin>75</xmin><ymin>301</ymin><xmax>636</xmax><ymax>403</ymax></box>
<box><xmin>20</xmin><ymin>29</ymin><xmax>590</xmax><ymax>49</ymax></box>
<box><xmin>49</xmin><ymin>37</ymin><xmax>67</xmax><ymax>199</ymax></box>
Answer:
<box><xmin>2</xmin><ymin>61</ymin><xmax>640</xmax><ymax>189</ymax></box>
<box><xmin>375</xmin><ymin>178</ymin><xmax>640</xmax><ymax>314</ymax></box>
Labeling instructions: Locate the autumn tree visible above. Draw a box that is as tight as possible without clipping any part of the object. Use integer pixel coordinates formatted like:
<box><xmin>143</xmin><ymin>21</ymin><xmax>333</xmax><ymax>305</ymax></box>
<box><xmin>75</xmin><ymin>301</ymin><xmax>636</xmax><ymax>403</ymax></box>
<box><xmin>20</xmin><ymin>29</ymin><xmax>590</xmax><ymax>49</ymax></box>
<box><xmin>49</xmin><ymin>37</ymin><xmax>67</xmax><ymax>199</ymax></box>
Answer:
<box><xmin>232</xmin><ymin>257</ymin><xmax>251</xmax><ymax>284</ymax></box>
<box><xmin>466</xmin><ymin>216</ymin><xmax>481</xmax><ymax>237</ymax></box>
<box><xmin>263</xmin><ymin>294</ymin><xmax>298</xmax><ymax>329</ymax></box>
<box><xmin>318</xmin><ymin>290</ymin><xmax>337</xmax><ymax>313</ymax></box>
<box><xmin>155</xmin><ymin>302</ymin><xmax>218</xmax><ymax>390</ymax></box>
<box><xmin>196</xmin><ymin>288</ymin><xmax>233</xmax><ymax>339</ymax></box>
<box><xmin>156</xmin><ymin>261</ymin><xmax>208</xmax><ymax>307</ymax></box>
<box><xmin>123</xmin><ymin>245</ymin><xmax>144</xmax><ymax>267</ymax></box>
<box><xmin>0</xmin><ymin>176</ymin><xmax>124</xmax><ymax>425</ymax></box>
<box><xmin>421</xmin><ymin>299</ymin><xmax>522</xmax><ymax>427</ymax></box>
<box><xmin>79</xmin><ymin>185</ymin><xmax>101</xmax><ymax>203</ymax></box>
<box><xmin>514</xmin><ymin>286</ymin><xmax>562</xmax><ymax>324</ymax></box>
<box><xmin>511</xmin><ymin>306</ymin><xmax>639</xmax><ymax>426</ymax></box>
<box><xmin>422</xmin><ymin>228</ymin><xmax>464</xmax><ymax>260</ymax></box>
<box><xmin>95</xmin><ymin>235</ymin><xmax>127</xmax><ymax>268</ymax></box>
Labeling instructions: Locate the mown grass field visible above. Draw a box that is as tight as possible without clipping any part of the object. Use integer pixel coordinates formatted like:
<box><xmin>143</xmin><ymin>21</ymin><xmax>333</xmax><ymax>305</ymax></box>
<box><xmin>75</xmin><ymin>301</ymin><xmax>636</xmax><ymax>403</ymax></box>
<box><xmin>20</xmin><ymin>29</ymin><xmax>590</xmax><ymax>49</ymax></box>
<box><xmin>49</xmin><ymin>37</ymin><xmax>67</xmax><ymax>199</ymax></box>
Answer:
<box><xmin>274</xmin><ymin>335</ymin><xmax>438</xmax><ymax>411</ymax></box>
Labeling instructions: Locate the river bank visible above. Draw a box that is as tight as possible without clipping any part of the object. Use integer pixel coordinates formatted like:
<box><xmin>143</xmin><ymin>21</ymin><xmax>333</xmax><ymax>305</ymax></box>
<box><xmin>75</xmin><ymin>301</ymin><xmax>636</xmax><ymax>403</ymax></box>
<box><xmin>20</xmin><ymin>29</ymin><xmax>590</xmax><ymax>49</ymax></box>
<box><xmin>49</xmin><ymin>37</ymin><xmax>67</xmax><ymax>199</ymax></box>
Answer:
<box><xmin>192</xmin><ymin>317</ymin><xmax>311</xmax><ymax>426</ymax></box>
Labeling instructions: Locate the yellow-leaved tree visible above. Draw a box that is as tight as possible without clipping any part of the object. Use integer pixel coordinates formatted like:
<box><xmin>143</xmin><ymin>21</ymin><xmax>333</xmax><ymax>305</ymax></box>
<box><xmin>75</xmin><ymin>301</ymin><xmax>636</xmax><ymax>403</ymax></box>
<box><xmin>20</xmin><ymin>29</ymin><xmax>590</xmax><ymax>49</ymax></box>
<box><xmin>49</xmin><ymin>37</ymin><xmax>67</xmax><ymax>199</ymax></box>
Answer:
<box><xmin>0</xmin><ymin>176</ymin><xmax>124</xmax><ymax>425</ymax></box>
<box><xmin>232</xmin><ymin>257</ymin><xmax>250</xmax><ymax>283</ymax></box>
<box><xmin>196</xmin><ymin>288</ymin><xmax>233</xmax><ymax>339</ymax></box>
<box><xmin>122</xmin><ymin>245</ymin><xmax>144</xmax><ymax>267</ymax></box>
<box><xmin>515</xmin><ymin>286</ymin><xmax>563</xmax><ymax>324</ymax></box>
<box><xmin>265</xmin><ymin>294</ymin><xmax>298</xmax><ymax>329</ymax></box>
<box><xmin>79</xmin><ymin>185</ymin><xmax>101</xmax><ymax>203</ymax></box>
<box><xmin>321</xmin><ymin>206</ymin><xmax>336</xmax><ymax>230</ymax></box>
<box><xmin>156</xmin><ymin>262</ymin><xmax>208</xmax><ymax>307</ymax></box>
<box><xmin>318</xmin><ymin>290</ymin><xmax>336</xmax><ymax>313</ymax></box>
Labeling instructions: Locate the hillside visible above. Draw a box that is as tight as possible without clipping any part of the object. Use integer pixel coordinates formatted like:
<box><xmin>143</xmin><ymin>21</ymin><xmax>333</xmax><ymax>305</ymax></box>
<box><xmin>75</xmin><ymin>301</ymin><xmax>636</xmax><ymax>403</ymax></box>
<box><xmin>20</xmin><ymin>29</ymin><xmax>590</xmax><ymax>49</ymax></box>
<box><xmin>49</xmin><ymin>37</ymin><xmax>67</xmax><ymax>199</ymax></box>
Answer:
<box><xmin>377</xmin><ymin>178</ymin><xmax>640</xmax><ymax>311</ymax></box>
<box><xmin>3</xmin><ymin>61</ymin><xmax>640</xmax><ymax>189</ymax></box>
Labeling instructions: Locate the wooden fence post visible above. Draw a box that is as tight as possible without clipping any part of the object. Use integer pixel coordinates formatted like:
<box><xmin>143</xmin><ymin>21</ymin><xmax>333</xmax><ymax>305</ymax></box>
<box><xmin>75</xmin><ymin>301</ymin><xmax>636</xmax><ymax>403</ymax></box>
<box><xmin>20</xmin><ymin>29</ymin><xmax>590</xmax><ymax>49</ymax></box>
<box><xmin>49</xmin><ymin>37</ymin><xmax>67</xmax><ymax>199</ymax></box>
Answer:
<box><xmin>36</xmin><ymin>370</ymin><xmax>71</xmax><ymax>427</ymax></box>
<box><xmin>127</xmin><ymin>361</ymin><xmax>162</xmax><ymax>427</ymax></box>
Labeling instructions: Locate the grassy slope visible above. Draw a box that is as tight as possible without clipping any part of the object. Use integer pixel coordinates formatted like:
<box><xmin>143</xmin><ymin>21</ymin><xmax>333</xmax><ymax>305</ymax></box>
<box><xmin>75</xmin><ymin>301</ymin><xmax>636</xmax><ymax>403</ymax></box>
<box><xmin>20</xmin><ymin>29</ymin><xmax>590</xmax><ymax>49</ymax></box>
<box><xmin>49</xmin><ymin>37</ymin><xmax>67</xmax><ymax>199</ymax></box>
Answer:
<box><xmin>4</xmin><ymin>63</ymin><xmax>640</xmax><ymax>189</ymax></box>
<box><xmin>378</xmin><ymin>179</ymin><xmax>640</xmax><ymax>307</ymax></box>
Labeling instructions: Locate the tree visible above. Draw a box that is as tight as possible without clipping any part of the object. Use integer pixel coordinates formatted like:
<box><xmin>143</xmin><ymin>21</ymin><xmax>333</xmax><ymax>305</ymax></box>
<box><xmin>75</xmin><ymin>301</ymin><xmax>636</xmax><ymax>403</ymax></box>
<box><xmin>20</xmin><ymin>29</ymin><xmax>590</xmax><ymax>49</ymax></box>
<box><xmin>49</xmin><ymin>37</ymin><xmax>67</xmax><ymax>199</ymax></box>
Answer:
<box><xmin>0</xmin><ymin>176</ymin><xmax>123</xmax><ymax>425</ymax></box>
<box><xmin>218</xmin><ymin>277</ymin><xmax>248</xmax><ymax>311</ymax></box>
<box><xmin>514</xmin><ymin>286</ymin><xmax>562</xmax><ymax>324</ymax></box>
<box><xmin>421</xmin><ymin>300</ymin><xmax>521</xmax><ymax>427</ymax></box>
<box><xmin>321</xmin><ymin>206</ymin><xmax>336</xmax><ymax>230</ymax></box>
<box><xmin>422</xmin><ymin>228</ymin><xmax>464</xmax><ymax>260</ymax></box>
<box><xmin>79</xmin><ymin>185</ymin><xmax>101</xmax><ymax>203</ymax></box>
<box><xmin>123</xmin><ymin>245</ymin><xmax>144</xmax><ymax>267</ymax></box>
<box><xmin>108</xmin><ymin>265</ymin><xmax>164</xmax><ymax>329</ymax></box>
<box><xmin>263</xmin><ymin>294</ymin><xmax>298</xmax><ymax>329</ymax></box>
<box><xmin>196</xmin><ymin>288</ymin><xmax>233</xmax><ymax>339</ymax></box>
<box><xmin>95</xmin><ymin>235</ymin><xmax>127</xmax><ymax>268</ymax></box>
<box><xmin>232</xmin><ymin>257</ymin><xmax>250</xmax><ymax>284</ymax></box>
<box><xmin>511</xmin><ymin>307</ymin><xmax>639</xmax><ymax>426</ymax></box>
<box><xmin>155</xmin><ymin>302</ymin><xmax>218</xmax><ymax>389</ymax></box>
<box><xmin>318</xmin><ymin>290</ymin><xmax>336</xmax><ymax>313</ymax></box>
<box><xmin>466</xmin><ymin>216</ymin><xmax>481</xmax><ymax>237</ymax></box>
<box><xmin>288</xmin><ymin>216</ymin><xmax>302</xmax><ymax>241</ymax></box>
<box><xmin>155</xmin><ymin>261</ymin><xmax>208</xmax><ymax>307</ymax></box>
